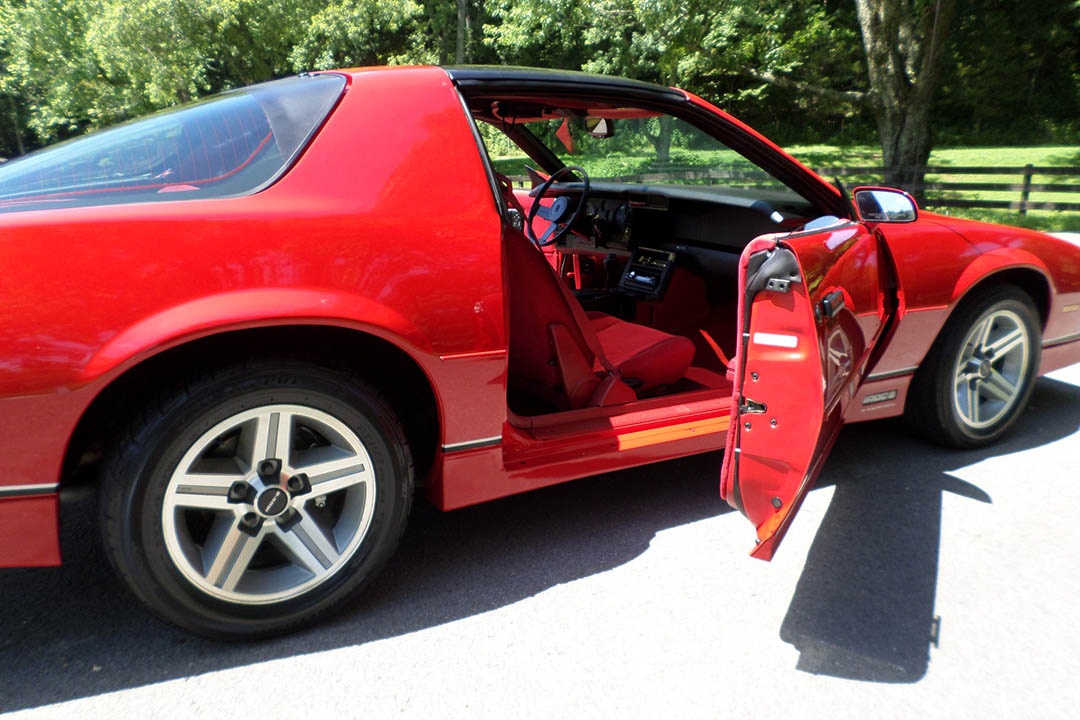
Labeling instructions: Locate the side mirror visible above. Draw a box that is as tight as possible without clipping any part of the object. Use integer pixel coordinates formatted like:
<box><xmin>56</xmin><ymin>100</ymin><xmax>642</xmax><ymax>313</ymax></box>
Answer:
<box><xmin>852</xmin><ymin>187</ymin><xmax>918</xmax><ymax>223</ymax></box>
<box><xmin>585</xmin><ymin>117</ymin><xmax>614</xmax><ymax>138</ymax></box>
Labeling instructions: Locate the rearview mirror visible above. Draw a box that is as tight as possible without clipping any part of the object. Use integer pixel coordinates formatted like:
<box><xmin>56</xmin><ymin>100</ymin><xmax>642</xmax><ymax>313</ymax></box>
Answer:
<box><xmin>852</xmin><ymin>187</ymin><xmax>918</xmax><ymax>223</ymax></box>
<box><xmin>585</xmin><ymin>117</ymin><xmax>614</xmax><ymax>138</ymax></box>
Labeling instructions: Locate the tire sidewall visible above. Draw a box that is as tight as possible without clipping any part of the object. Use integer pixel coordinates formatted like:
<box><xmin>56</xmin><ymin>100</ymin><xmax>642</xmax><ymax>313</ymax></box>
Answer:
<box><xmin>106</xmin><ymin>364</ymin><xmax>411</xmax><ymax>637</ymax></box>
<box><xmin>930</xmin><ymin>290</ymin><xmax>1041</xmax><ymax>447</ymax></box>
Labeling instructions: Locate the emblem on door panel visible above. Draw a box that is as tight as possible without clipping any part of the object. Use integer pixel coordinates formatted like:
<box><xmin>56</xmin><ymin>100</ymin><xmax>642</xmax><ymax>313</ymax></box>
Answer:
<box><xmin>825</xmin><ymin>326</ymin><xmax>853</xmax><ymax>406</ymax></box>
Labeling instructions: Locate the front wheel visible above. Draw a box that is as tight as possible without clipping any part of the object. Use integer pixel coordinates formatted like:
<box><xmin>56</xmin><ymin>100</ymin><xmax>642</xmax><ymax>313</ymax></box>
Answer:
<box><xmin>907</xmin><ymin>285</ymin><xmax>1041</xmax><ymax>448</ymax></box>
<box><xmin>100</xmin><ymin>361</ymin><xmax>413</xmax><ymax>638</ymax></box>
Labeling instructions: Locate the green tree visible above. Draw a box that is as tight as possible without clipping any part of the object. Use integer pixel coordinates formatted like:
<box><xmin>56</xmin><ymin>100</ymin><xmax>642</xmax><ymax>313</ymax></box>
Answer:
<box><xmin>287</xmin><ymin>0</ymin><xmax>423</xmax><ymax>69</ymax></box>
<box><xmin>582</xmin><ymin>0</ymin><xmax>724</xmax><ymax>161</ymax></box>
<box><xmin>484</xmin><ymin>0</ymin><xmax>589</xmax><ymax>70</ymax></box>
<box><xmin>937</xmin><ymin>0</ymin><xmax>1080</xmax><ymax>144</ymax></box>
<box><xmin>851</xmin><ymin>0</ymin><xmax>957</xmax><ymax>193</ymax></box>
<box><xmin>1</xmin><ymin>0</ymin><xmax>1077</xmax><ymax>169</ymax></box>
<box><xmin>0</xmin><ymin>0</ymin><xmax>435</xmax><ymax>152</ymax></box>
<box><xmin>1</xmin><ymin>0</ymin><xmax>119</xmax><ymax>142</ymax></box>
<box><xmin>482</xmin><ymin>1</ymin><xmax>877</xmax><ymax>156</ymax></box>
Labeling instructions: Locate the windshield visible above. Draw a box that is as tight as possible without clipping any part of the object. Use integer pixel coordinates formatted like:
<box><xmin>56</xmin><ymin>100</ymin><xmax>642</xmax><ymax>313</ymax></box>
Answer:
<box><xmin>0</xmin><ymin>73</ymin><xmax>345</xmax><ymax>214</ymax></box>
<box><xmin>478</xmin><ymin>110</ymin><xmax>799</xmax><ymax>197</ymax></box>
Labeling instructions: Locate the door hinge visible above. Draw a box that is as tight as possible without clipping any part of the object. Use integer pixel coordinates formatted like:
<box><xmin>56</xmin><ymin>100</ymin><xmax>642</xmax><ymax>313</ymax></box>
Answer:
<box><xmin>506</xmin><ymin>208</ymin><xmax>524</xmax><ymax>231</ymax></box>
<box><xmin>765</xmin><ymin>277</ymin><xmax>791</xmax><ymax>293</ymax></box>
<box><xmin>739</xmin><ymin>397</ymin><xmax>767</xmax><ymax>414</ymax></box>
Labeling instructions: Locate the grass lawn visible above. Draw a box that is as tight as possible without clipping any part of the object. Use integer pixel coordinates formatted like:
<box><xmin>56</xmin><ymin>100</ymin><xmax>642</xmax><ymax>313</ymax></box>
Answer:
<box><xmin>788</xmin><ymin>145</ymin><xmax>1080</xmax><ymax>232</ymax></box>
<box><xmin>784</xmin><ymin>144</ymin><xmax>1080</xmax><ymax>167</ymax></box>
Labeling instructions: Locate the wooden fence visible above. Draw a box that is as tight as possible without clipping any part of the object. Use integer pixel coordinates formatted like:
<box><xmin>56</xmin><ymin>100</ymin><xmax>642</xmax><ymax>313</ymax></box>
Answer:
<box><xmin>817</xmin><ymin>165</ymin><xmax>1080</xmax><ymax>215</ymax></box>
<box><xmin>508</xmin><ymin>164</ymin><xmax>1080</xmax><ymax>215</ymax></box>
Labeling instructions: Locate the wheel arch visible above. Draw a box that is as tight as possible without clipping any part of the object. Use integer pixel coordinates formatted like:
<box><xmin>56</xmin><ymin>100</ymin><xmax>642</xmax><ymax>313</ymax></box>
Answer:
<box><xmin>950</xmin><ymin>256</ymin><xmax>1052</xmax><ymax>331</ymax></box>
<box><xmin>901</xmin><ymin>264</ymin><xmax>1049</xmax><ymax>419</ymax></box>
<box><xmin>62</xmin><ymin>324</ymin><xmax>442</xmax><ymax>494</ymax></box>
<box><xmin>915</xmin><ymin>263</ymin><xmax>1050</xmax><ymax>381</ymax></box>
<box><xmin>80</xmin><ymin>288</ymin><xmax>435</xmax><ymax>381</ymax></box>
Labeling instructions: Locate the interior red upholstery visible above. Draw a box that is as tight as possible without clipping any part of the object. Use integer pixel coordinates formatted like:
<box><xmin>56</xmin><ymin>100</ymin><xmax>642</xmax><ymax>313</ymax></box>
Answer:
<box><xmin>505</xmin><ymin>227</ymin><xmax>695</xmax><ymax>410</ymax></box>
<box><xmin>587</xmin><ymin>312</ymin><xmax>695</xmax><ymax>387</ymax></box>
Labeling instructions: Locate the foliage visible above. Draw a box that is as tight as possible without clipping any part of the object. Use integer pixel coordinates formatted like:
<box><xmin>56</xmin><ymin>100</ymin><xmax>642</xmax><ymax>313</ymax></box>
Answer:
<box><xmin>936</xmin><ymin>0</ymin><xmax>1080</xmax><ymax>145</ymax></box>
<box><xmin>0</xmin><ymin>0</ymin><xmax>1076</xmax><ymax>170</ymax></box>
<box><xmin>483</xmin><ymin>0</ymin><xmax>589</xmax><ymax>70</ymax></box>
<box><xmin>287</xmin><ymin>0</ymin><xmax>424</xmax><ymax>69</ymax></box>
<box><xmin>0</xmin><ymin>0</ymin><xmax>434</xmax><ymax>151</ymax></box>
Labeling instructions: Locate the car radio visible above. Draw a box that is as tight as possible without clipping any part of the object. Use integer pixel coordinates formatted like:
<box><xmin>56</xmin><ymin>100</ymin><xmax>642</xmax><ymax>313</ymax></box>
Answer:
<box><xmin>618</xmin><ymin>246</ymin><xmax>676</xmax><ymax>298</ymax></box>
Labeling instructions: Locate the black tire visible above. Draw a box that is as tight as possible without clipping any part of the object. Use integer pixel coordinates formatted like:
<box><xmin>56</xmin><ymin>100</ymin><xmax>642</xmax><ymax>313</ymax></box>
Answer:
<box><xmin>905</xmin><ymin>284</ymin><xmax>1041</xmax><ymax>448</ymax></box>
<box><xmin>99</xmin><ymin>360</ymin><xmax>413</xmax><ymax>639</ymax></box>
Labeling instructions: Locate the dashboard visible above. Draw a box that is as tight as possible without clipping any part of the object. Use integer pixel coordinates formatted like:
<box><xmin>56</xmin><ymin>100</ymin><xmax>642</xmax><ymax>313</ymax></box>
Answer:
<box><xmin>558</xmin><ymin>182</ymin><xmax>814</xmax><ymax>255</ymax></box>
<box><xmin>532</xmin><ymin>181</ymin><xmax>819</xmax><ymax>302</ymax></box>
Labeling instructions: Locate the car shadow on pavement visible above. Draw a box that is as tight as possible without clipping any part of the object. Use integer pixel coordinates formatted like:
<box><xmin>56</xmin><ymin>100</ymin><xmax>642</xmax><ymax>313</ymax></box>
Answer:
<box><xmin>1</xmin><ymin>377</ymin><xmax>1077</xmax><ymax>709</ymax></box>
<box><xmin>0</xmin><ymin>444</ymin><xmax>729</xmax><ymax>712</ymax></box>
<box><xmin>780</xmin><ymin>376</ymin><xmax>1080</xmax><ymax>682</ymax></box>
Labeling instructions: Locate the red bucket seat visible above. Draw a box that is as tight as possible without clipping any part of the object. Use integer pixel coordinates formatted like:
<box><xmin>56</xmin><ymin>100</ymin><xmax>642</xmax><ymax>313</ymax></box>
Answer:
<box><xmin>505</xmin><ymin>228</ymin><xmax>695</xmax><ymax>410</ymax></box>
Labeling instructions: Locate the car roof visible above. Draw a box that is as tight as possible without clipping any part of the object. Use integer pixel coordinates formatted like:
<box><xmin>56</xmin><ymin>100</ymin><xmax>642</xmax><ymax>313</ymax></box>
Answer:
<box><xmin>327</xmin><ymin>65</ymin><xmax>686</xmax><ymax>104</ymax></box>
<box><xmin>442</xmin><ymin>65</ymin><xmax>687</xmax><ymax>102</ymax></box>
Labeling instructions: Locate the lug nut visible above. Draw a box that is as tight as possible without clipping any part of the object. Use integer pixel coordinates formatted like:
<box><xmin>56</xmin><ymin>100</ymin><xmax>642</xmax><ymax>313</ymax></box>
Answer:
<box><xmin>286</xmin><ymin>473</ymin><xmax>311</xmax><ymax>495</ymax></box>
<box><xmin>239</xmin><ymin>512</ymin><xmax>263</xmax><ymax>536</ymax></box>
<box><xmin>258</xmin><ymin>458</ymin><xmax>283</xmax><ymax>482</ymax></box>
<box><xmin>227</xmin><ymin>481</ymin><xmax>254</xmax><ymax>504</ymax></box>
<box><xmin>275</xmin><ymin>507</ymin><xmax>301</xmax><ymax>531</ymax></box>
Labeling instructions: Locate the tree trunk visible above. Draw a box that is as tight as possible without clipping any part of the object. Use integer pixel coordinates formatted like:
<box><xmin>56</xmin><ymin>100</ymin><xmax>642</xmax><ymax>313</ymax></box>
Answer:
<box><xmin>877</xmin><ymin>98</ymin><xmax>933</xmax><ymax>195</ymax></box>
<box><xmin>7</xmin><ymin>93</ymin><xmax>24</xmax><ymax>157</ymax></box>
<box><xmin>456</xmin><ymin>0</ymin><xmax>467</xmax><ymax>64</ymax></box>
<box><xmin>854</xmin><ymin>0</ymin><xmax>956</xmax><ymax>199</ymax></box>
<box><xmin>647</xmin><ymin>115</ymin><xmax>674</xmax><ymax>165</ymax></box>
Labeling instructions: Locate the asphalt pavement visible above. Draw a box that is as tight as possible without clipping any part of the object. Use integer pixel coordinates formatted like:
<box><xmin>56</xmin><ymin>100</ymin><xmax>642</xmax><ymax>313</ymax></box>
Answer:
<box><xmin>3</xmin><ymin>240</ymin><xmax>1079</xmax><ymax>718</ymax></box>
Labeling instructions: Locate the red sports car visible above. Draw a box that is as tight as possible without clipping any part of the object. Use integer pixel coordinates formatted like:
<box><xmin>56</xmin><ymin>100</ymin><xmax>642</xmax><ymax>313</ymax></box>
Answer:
<box><xmin>2</xmin><ymin>66</ymin><xmax>1078</xmax><ymax>637</ymax></box>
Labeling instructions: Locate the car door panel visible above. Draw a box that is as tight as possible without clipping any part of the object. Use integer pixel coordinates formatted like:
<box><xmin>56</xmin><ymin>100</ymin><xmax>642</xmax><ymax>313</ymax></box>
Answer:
<box><xmin>720</xmin><ymin>222</ymin><xmax>882</xmax><ymax>560</ymax></box>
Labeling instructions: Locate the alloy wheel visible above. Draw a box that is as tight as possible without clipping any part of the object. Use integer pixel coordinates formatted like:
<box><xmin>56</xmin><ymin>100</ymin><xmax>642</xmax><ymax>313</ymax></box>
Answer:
<box><xmin>161</xmin><ymin>404</ymin><xmax>376</xmax><ymax>605</ymax></box>
<box><xmin>952</xmin><ymin>309</ymin><xmax>1031</xmax><ymax>430</ymax></box>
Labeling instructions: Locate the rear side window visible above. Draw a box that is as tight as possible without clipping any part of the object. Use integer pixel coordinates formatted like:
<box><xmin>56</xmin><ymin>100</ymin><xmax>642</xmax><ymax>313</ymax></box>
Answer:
<box><xmin>0</xmin><ymin>73</ymin><xmax>345</xmax><ymax>213</ymax></box>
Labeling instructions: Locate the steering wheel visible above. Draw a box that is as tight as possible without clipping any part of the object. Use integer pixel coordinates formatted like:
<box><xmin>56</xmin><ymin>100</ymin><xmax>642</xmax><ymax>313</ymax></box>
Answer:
<box><xmin>526</xmin><ymin>165</ymin><xmax>590</xmax><ymax>247</ymax></box>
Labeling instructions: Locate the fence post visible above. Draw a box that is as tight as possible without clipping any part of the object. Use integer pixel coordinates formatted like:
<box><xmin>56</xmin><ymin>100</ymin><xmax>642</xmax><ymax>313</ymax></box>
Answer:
<box><xmin>1020</xmin><ymin>164</ymin><xmax>1033</xmax><ymax>216</ymax></box>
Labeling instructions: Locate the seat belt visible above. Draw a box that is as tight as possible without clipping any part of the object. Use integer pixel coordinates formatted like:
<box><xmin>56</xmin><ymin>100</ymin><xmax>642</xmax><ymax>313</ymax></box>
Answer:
<box><xmin>548</xmin><ymin>263</ymin><xmax>620</xmax><ymax>376</ymax></box>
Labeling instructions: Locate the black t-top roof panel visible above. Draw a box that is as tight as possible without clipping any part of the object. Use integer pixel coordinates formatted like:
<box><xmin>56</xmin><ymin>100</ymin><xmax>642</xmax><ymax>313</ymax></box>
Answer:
<box><xmin>443</xmin><ymin>65</ymin><xmax>686</xmax><ymax>102</ymax></box>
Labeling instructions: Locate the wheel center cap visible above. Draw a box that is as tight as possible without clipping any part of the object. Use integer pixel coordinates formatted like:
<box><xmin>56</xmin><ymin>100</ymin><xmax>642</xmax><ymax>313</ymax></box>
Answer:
<box><xmin>977</xmin><ymin>361</ymin><xmax>991</xmax><ymax>379</ymax></box>
<box><xmin>256</xmin><ymin>486</ymin><xmax>290</xmax><ymax>517</ymax></box>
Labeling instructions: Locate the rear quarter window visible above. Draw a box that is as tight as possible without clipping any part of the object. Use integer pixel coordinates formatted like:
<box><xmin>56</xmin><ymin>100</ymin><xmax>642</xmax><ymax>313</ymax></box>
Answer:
<box><xmin>0</xmin><ymin>73</ymin><xmax>345</xmax><ymax>214</ymax></box>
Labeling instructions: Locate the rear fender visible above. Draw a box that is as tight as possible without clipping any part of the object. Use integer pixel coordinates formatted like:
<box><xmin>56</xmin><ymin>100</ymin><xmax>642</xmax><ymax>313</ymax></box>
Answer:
<box><xmin>83</xmin><ymin>288</ymin><xmax>433</xmax><ymax>382</ymax></box>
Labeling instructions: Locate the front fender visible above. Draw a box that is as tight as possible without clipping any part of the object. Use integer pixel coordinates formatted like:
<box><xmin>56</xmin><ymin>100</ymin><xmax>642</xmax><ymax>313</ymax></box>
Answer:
<box><xmin>950</xmin><ymin>248</ymin><xmax>1054</xmax><ymax>306</ymax></box>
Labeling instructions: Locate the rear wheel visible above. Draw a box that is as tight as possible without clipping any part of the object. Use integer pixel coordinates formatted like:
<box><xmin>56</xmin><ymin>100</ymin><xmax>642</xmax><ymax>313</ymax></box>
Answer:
<box><xmin>907</xmin><ymin>285</ymin><xmax>1040</xmax><ymax>448</ymax></box>
<box><xmin>100</xmin><ymin>361</ymin><xmax>413</xmax><ymax>638</ymax></box>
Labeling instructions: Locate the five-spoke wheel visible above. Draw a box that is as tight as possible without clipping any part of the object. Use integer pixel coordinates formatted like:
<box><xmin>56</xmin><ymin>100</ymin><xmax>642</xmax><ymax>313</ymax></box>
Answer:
<box><xmin>907</xmin><ymin>285</ymin><xmax>1040</xmax><ymax>447</ymax></box>
<box><xmin>100</xmin><ymin>361</ymin><xmax>413</xmax><ymax>638</ymax></box>
<box><xmin>951</xmin><ymin>309</ymin><xmax>1030</xmax><ymax>430</ymax></box>
<box><xmin>162</xmin><ymin>405</ymin><xmax>377</xmax><ymax>605</ymax></box>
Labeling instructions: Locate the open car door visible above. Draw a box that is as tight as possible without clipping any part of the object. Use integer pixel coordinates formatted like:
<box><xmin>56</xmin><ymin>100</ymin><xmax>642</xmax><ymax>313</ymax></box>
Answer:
<box><xmin>720</xmin><ymin>220</ymin><xmax>885</xmax><ymax>560</ymax></box>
